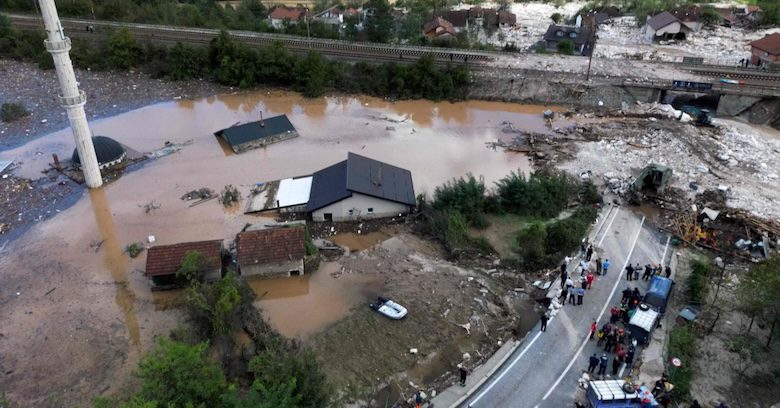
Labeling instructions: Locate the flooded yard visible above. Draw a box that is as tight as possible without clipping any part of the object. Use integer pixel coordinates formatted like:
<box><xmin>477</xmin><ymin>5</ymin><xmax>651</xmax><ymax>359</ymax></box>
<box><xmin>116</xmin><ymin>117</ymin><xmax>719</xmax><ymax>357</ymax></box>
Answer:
<box><xmin>0</xmin><ymin>90</ymin><xmax>556</xmax><ymax>406</ymax></box>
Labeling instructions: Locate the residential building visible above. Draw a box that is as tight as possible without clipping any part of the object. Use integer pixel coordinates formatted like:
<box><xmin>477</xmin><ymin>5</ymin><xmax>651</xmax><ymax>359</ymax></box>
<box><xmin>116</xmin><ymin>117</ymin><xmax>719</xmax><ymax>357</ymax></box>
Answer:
<box><xmin>424</xmin><ymin>16</ymin><xmax>456</xmax><ymax>39</ymax></box>
<box><xmin>543</xmin><ymin>24</ymin><xmax>592</xmax><ymax>55</ymax></box>
<box><xmin>236</xmin><ymin>227</ymin><xmax>306</xmax><ymax>278</ymax></box>
<box><xmin>498</xmin><ymin>10</ymin><xmax>516</xmax><ymax>28</ymax></box>
<box><xmin>314</xmin><ymin>5</ymin><xmax>344</xmax><ymax>26</ymax></box>
<box><xmin>145</xmin><ymin>240</ymin><xmax>223</xmax><ymax>288</ymax></box>
<box><xmin>307</xmin><ymin>152</ymin><xmax>415</xmax><ymax>222</ymax></box>
<box><xmin>750</xmin><ymin>33</ymin><xmax>780</xmax><ymax>66</ymax></box>
<box><xmin>269</xmin><ymin>7</ymin><xmax>307</xmax><ymax>29</ymax></box>
<box><xmin>214</xmin><ymin>114</ymin><xmax>298</xmax><ymax>154</ymax></box>
<box><xmin>643</xmin><ymin>11</ymin><xmax>690</xmax><ymax>41</ymax></box>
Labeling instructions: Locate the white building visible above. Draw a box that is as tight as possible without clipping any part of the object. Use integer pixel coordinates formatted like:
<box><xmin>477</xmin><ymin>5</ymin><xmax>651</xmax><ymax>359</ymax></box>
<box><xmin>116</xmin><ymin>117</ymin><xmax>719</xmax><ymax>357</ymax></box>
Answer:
<box><xmin>307</xmin><ymin>153</ymin><xmax>415</xmax><ymax>222</ymax></box>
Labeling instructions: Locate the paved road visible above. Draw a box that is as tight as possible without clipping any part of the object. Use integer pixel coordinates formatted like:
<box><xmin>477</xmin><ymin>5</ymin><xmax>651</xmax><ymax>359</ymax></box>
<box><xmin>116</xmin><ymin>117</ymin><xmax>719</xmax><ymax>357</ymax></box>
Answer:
<box><xmin>463</xmin><ymin>205</ymin><xmax>671</xmax><ymax>408</ymax></box>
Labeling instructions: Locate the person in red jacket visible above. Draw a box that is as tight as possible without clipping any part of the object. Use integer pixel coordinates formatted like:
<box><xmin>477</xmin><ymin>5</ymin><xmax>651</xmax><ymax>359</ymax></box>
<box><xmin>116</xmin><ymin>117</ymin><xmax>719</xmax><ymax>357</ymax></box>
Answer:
<box><xmin>590</xmin><ymin>321</ymin><xmax>597</xmax><ymax>340</ymax></box>
<box><xmin>586</xmin><ymin>271</ymin><xmax>595</xmax><ymax>289</ymax></box>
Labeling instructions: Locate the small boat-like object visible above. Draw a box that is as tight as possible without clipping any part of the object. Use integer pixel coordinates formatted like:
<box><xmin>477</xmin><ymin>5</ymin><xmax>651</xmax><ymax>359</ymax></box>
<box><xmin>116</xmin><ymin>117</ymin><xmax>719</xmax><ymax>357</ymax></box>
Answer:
<box><xmin>369</xmin><ymin>296</ymin><xmax>408</xmax><ymax>320</ymax></box>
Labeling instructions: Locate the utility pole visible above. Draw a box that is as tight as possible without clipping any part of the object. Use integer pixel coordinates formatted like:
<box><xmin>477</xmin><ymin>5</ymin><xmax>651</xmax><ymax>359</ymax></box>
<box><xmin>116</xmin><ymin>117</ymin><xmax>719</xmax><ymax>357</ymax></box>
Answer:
<box><xmin>305</xmin><ymin>9</ymin><xmax>311</xmax><ymax>49</ymax></box>
<box><xmin>38</xmin><ymin>0</ymin><xmax>102</xmax><ymax>188</ymax></box>
<box><xmin>585</xmin><ymin>17</ymin><xmax>596</xmax><ymax>82</ymax></box>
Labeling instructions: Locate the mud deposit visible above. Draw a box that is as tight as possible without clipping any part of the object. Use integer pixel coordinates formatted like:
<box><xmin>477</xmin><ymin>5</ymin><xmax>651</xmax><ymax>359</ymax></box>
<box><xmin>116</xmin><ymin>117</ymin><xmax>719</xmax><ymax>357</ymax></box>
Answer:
<box><xmin>0</xmin><ymin>91</ymin><xmax>550</xmax><ymax>407</ymax></box>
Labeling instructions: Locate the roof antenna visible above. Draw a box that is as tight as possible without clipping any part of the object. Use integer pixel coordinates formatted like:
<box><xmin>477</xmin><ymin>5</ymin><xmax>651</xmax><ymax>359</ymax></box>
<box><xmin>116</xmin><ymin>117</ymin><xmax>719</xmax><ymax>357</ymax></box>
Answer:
<box><xmin>260</xmin><ymin>111</ymin><xmax>265</xmax><ymax>127</ymax></box>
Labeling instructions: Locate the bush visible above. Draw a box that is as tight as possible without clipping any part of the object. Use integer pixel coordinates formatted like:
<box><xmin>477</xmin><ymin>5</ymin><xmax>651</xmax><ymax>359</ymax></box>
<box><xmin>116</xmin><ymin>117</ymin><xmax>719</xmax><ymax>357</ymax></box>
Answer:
<box><xmin>176</xmin><ymin>250</ymin><xmax>216</xmax><ymax>283</ymax></box>
<box><xmin>495</xmin><ymin>170</ymin><xmax>572</xmax><ymax>218</ymax></box>
<box><xmin>0</xmin><ymin>102</ymin><xmax>29</xmax><ymax>122</ymax></box>
<box><xmin>431</xmin><ymin>174</ymin><xmax>489</xmax><ymax>229</ymax></box>
<box><xmin>125</xmin><ymin>242</ymin><xmax>144</xmax><ymax>258</ymax></box>
<box><xmin>580</xmin><ymin>180</ymin><xmax>602</xmax><ymax>205</ymax></box>
<box><xmin>137</xmin><ymin>338</ymin><xmax>226</xmax><ymax>407</ymax></box>
<box><xmin>106</xmin><ymin>28</ymin><xmax>142</xmax><ymax>69</ymax></box>
<box><xmin>185</xmin><ymin>272</ymin><xmax>243</xmax><ymax>338</ymax></box>
<box><xmin>667</xmin><ymin>326</ymin><xmax>696</xmax><ymax>399</ymax></box>
<box><xmin>249</xmin><ymin>346</ymin><xmax>330</xmax><ymax>408</ymax></box>
<box><xmin>551</xmin><ymin>12</ymin><xmax>563</xmax><ymax>23</ymax></box>
<box><xmin>417</xmin><ymin>209</ymin><xmax>494</xmax><ymax>257</ymax></box>
<box><xmin>516</xmin><ymin>222</ymin><xmax>547</xmax><ymax>267</ymax></box>
<box><xmin>686</xmin><ymin>257</ymin><xmax>710</xmax><ymax>305</ymax></box>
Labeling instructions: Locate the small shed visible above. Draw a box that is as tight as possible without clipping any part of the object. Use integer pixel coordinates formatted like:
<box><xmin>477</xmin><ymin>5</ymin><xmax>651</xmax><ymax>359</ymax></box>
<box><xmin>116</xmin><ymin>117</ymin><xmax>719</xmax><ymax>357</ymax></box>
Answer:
<box><xmin>145</xmin><ymin>240</ymin><xmax>223</xmax><ymax>288</ymax></box>
<box><xmin>644</xmin><ymin>11</ymin><xmax>690</xmax><ymax>41</ymax></box>
<box><xmin>236</xmin><ymin>227</ymin><xmax>306</xmax><ymax>278</ymax></box>
<box><xmin>214</xmin><ymin>114</ymin><xmax>298</xmax><ymax>154</ymax></box>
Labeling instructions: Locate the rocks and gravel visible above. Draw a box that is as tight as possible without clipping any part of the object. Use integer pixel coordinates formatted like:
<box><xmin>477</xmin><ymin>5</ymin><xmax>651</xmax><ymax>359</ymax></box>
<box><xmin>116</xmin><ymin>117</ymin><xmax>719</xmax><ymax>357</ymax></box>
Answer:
<box><xmin>0</xmin><ymin>60</ymin><xmax>229</xmax><ymax>149</ymax></box>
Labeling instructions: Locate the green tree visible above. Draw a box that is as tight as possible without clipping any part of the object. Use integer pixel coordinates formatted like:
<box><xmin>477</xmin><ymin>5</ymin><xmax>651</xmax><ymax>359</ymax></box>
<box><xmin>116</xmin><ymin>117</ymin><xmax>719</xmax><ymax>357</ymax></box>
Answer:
<box><xmin>249</xmin><ymin>346</ymin><xmax>329</xmax><ymax>408</ymax></box>
<box><xmin>516</xmin><ymin>222</ymin><xmax>547</xmax><ymax>267</ymax></box>
<box><xmin>221</xmin><ymin>380</ymin><xmax>299</xmax><ymax>408</ymax></box>
<box><xmin>136</xmin><ymin>338</ymin><xmax>226</xmax><ymax>407</ymax></box>
<box><xmin>1</xmin><ymin>102</ymin><xmax>29</xmax><ymax>122</ymax></box>
<box><xmin>167</xmin><ymin>42</ymin><xmax>207</xmax><ymax>80</ymax></box>
<box><xmin>737</xmin><ymin>256</ymin><xmax>780</xmax><ymax>347</ymax></box>
<box><xmin>431</xmin><ymin>174</ymin><xmax>488</xmax><ymax>228</ymax></box>
<box><xmin>551</xmin><ymin>12</ymin><xmax>563</xmax><ymax>23</ymax></box>
<box><xmin>293</xmin><ymin>52</ymin><xmax>330</xmax><ymax>97</ymax></box>
<box><xmin>106</xmin><ymin>28</ymin><xmax>141</xmax><ymax>69</ymax></box>
<box><xmin>701</xmin><ymin>6</ymin><xmax>722</xmax><ymax>26</ymax></box>
<box><xmin>364</xmin><ymin>0</ymin><xmax>394</xmax><ymax>43</ymax></box>
<box><xmin>176</xmin><ymin>250</ymin><xmax>215</xmax><ymax>283</ymax></box>
<box><xmin>557</xmin><ymin>38</ymin><xmax>574</xmax><ymax>55</ymax></box>
<box><xmin>185</xmin><ymin>272</ymin><xmax>242</xmax><ymax>337</ymax></box>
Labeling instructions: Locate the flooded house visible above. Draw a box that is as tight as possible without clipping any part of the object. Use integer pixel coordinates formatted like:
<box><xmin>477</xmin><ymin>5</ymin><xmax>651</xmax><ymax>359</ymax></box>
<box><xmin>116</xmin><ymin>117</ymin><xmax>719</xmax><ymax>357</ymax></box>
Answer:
<box><xmin>144</xmin><ymin>240</ymin><xmax>224</xmax><ymax>288</ymax></box>
<box><xmin>236</xmin><ymin>227</ymin><xmax>306</xmax><ymax>278</ymax></box>
<box><xmin>307</xmin><ymin>152</ymin><xmax>415</xmax><ymax>222</ymax></box>
<box><xmin>214</xmin><ymin>114</ymin><xmax>298</xmax><ymax>154</ymax></box>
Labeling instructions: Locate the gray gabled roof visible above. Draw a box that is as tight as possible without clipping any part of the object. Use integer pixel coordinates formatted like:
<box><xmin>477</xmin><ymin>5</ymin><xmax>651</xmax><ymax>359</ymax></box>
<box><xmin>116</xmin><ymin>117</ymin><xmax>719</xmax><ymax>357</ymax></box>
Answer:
<box><xmin>647</xmin><ymin>11</ymin><xmax>680</xmax><ymax>30</ymax></box>
<box><xmin>306</xmin><ymin>153</ymin><xmax>415</xmax><ymax>212</ymax></box>
<box><xmin>214</xmin><ymin>115</ymin><xmax>296</xmax><ymax>148</ymax></box>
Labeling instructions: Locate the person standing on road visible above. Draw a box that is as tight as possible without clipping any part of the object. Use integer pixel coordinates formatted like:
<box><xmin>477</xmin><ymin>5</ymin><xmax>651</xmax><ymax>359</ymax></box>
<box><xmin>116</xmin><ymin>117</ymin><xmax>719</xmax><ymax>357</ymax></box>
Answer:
<box><xmin>621</xmin><ymin>287</ymin><xmax>632</xmax><ymax>303</ymax></box>
<box><xmin>580</xmin><ymin>240</ymin><xmax>587</xmax><ymax>258</ymax></box>
<box><xmin>596</xmin><ymin>256</ymin><xmax>603</xmax><ymax>275</ymax></box>
<box><xmin>643</xmin><ymin>264</ymin><xmax>653</xmax><ymax>281</ymax></box>
<box><xmin>625</xmin><ymin>347</ymin><xmax>635</xmax><ymax>368</ymax></box>
<box><xmin>586</xmin><ymin>244</ymin><xmax>594</xmax><ymax>261</ymax></box>
<box><xmin>560</xmin><ymin>270</ymin><xmax>568</xmax><ymax>289</ymax></box>
<box><xmin>665</xmin><ymin>265</ymin><xmax>672</xmax><ymax>278</ymax></box>
<box><xmin>577</xmin><ymin>287</ymin><xmax>585</xmax><ymax>305</ymax></box>
<box><xmin>611</xmin><ymin>355</ymin><xmax>621</xmax><ymax>375</ymax></box>
<box><xmin>459</xmin><ymin>365</ymin><xmax>468</xmax><ymax>386</ymax></box>
<box><xmin>633</xmin><ymin>263</ymin><xmax>641</xmax><ymax>280</ymax></box>
<box><xmin>598</xmin><ymin>353</ymin><xmax>609</xmax><ymax>375</ymax></box>
<box><xmin>569</xmin><ymin>285</ymin><xmax>577</xmax><ymax>305</ymax></box>
<box><xmin>603</xmin><ymin>259</ymin><xmax>610</xmax><ymax>275</ymax></box>
<box><xmin>540</xmin><ymin>313</ymin><xmax>548</xmax><ymax>332</ymax></box>
<box><xmin>626</xmin><ymin>264</ymin><xmax>634</xmax><ymax>281</ymax></box>
<box><xmin>590</xmin><ymin>321</ymin><xmax>597</xmax><ymax>340</ymax></box>
<box><xmin>586</xmin><ymin>271</ymin><xmax>595</xmax><ymax>289</ymax></box>
<box><xmin>588</xmin><ymin>353</ymin><xmax>599</xmax><ymax>373</ymax></box>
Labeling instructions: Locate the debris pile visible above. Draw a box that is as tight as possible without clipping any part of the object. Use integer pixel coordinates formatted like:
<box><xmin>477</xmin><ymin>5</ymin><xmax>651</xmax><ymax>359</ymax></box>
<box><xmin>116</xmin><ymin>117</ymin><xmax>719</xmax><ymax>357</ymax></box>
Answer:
<box><xmin>219</xmin><ymin>184</ymin><xmax>241</xmax><ymax>206</ymax></box>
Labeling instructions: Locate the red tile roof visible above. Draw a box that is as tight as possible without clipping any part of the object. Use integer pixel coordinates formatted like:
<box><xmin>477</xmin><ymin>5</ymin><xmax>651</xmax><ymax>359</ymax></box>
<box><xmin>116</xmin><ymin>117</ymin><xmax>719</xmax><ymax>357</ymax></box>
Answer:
<box><xmin>237</xmin><ymin>227</ymin><xmax>306</xmax><ymax>266</ymax></box>
<box><xmin>424</xmin><ymin>17</ymin><xmax>456</xmax><ymax>37</ymax></box>
<box><xmin>751</xmin><ymin>33</ymin><xmax>780</xmax><ymax>55</ymax></box>
<box><xmin>145</xmin><ymin>240</ymin><xmax>223</xmax><ymax>277</ymax></box>
<box><xmin>269</xmin><ymin>7</ymin><xmax>306</xmax><ymax>21</ymax></box>
<box><xmin>499</xmin><ymin>10</ymin><xmax>516</xmax><ymax>25</ymax></box>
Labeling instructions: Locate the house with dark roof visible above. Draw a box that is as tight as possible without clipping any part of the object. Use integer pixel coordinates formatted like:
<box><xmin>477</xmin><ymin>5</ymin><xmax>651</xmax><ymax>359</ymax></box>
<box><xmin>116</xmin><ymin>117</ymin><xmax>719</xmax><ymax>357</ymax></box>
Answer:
<box><xmin>750</xmin><ymin>33</ymin><xmax>780</xmax><ymax>66</ymax></box>
<box><xmin>498</xmin><ymin>10</ymin><xmax>516</xmax><ymax>28</ymax></box>
<box><xmin>214</xmin><ymin>114</ymin><xmax>298</xmax><ymax>154</ymax></box>
<box><xmin>643</xmin><ymin>11</ymin><xmax>689</xmax><ymax>41</ymax></box>
<box><xmin>543</xmin><ymin>24</ymin><xmax>592</xmax><ymax>55</ymax></box>
<box><xmin>307</xmin><ymin>152</ymin><xmax>415</xmax><ymax>222</ymax></box>
<box><xmin>424</xmin><ymin>16</ymin><xmax>456</xmax><ymax>39</ymax></box>
<box><xmin>236</xmin><ymin>227</ymin><xmax>306</xmax><ymax>278</ymax></box>
<box><xmin>145</xmin><ymin>240</ymin><xmax>223</xmax><ymax>287</ymax></box>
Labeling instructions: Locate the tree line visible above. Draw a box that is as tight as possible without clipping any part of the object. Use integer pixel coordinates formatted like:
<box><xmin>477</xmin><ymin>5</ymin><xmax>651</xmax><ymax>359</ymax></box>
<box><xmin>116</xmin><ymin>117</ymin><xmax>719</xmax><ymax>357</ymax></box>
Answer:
<box><xmin>0</xmin><ymin>18</ymin><xmax>471</xmax><ymax>100</ymax></box>
<box><xmin>415</xmin><ymin>169</ymin><xmax>602</xmax><ymax>267</ymax></box>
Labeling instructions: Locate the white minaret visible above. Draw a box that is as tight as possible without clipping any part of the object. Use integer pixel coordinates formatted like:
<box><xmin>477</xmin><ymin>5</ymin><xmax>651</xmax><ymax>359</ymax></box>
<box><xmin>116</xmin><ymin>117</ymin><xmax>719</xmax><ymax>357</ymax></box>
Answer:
<box><xmin>38</xmin><ymin>0</ymin><xmax>102</xmax><ymax>188</ymax></box>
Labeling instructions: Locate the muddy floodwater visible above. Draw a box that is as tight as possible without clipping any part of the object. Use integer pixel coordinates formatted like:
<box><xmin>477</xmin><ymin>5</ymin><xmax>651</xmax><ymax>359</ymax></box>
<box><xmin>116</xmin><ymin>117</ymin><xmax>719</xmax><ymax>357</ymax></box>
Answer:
<box><xmin>0</xmin><ymin>90</ymin><xmax>561</xmax><ymax>406</ymax></box>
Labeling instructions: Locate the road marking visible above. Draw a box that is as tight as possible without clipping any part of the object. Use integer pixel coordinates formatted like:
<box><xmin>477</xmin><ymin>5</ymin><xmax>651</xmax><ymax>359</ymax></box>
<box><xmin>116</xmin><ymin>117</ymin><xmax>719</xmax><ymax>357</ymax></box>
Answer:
<box><xmin>540</xmin><ymin>215</ymin><xmax>646</xmax><ymax>402</ymax></box>
<box><xmin>468</xmin><ymin>329</ymin><xmax>545</xmax><ymax>407</ymax></box>
<box><xmin>618</xmin><ymin>363</ymin><xmax>626</xmax><ymax>377</ymax></box>
<box><xmin>592</xmin><ymin>204</ymin><xmax>615</xmax><ymax>241</ymax></box>
<box><xmin>660</xmin><ymin>235</ymin><xmax>671</xmax><ymax>266</ymax></box>
<box><xmin>597</xmin><ymin>207</ymin><xmax>621</xmax><ymax>246</ymax></box>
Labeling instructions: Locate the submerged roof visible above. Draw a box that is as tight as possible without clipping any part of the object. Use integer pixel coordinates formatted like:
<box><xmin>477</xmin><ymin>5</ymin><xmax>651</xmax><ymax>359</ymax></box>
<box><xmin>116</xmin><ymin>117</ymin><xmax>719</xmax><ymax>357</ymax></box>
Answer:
<box><xmin>306</xmin><ymin>153</ymin><xmax>415</xmax><ymax>212</ymax></box>
<box><xmin>71</xmin><ymin>136</ymin><xmax>125</xmax><ymax>166</ymax></box>
<box><xmin>214</xmin><ymin>115</ymin><xmax>296</xmax><ymax>148</ymax></box>
<box><xmin>237</xmin><ymin>227</ymin><xmax>305</xmax><ymax>266</ymax></box>
<box><xmin>145</xmin><ymin>240</ymin><xmax>223</xmax><ymax>277</ymax></box>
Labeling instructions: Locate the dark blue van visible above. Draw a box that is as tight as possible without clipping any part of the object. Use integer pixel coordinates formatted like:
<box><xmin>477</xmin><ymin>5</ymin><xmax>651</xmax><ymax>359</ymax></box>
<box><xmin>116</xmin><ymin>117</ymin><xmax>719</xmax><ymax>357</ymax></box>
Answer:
<box><xmin>643</xmin><ymin>276</ymin><xmax>673</xmax><ymax>314</ymax></box>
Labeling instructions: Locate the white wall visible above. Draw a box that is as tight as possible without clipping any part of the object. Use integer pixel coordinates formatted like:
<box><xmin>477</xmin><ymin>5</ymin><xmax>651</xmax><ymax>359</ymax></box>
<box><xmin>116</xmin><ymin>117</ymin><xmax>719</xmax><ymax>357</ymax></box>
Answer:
<box><xmin>645</xmin><ymin>21</ymin><xmax>682</xmax><ymax>40</ymax></box>
<box><xmin>312</xmin><ymin>192</ymin><xmax>411</xmax><ymax>222</ymax></box>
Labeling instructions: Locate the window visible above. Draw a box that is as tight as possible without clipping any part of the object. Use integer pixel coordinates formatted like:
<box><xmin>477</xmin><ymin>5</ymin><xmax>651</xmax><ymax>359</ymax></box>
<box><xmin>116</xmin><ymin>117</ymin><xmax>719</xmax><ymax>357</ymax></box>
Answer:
<box><xmin>324</xmin><ymin>213</ymin><xmax>333</xmax><ymax>221</ymax></box>
<box><xmin>556</xmin><ymin>30</ymin><xmax>563</xmax><ymax>37</ymax></box>
<box><xmin>569</xmin><ymin>31</ymin><xmax>577</xmax><ymax>38</ymax></box>
<box><xmin>367</xmin><ymin>208</ymin><xmax>374</xmax><ymax>214</ymax></box>
<box><xmin>348</xmin><ymin>209</ymin><xmax>354</xmax><ymax>216</ymax></box>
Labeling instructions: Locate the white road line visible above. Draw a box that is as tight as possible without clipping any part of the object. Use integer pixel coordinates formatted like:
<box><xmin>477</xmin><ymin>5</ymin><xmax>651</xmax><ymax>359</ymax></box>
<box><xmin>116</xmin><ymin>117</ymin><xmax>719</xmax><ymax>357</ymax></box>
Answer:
<box><xmin>618</xmin><ymin>363</ymin><xmax>626</xmax><ymax>377</ymax></box>
<box><xmin>592</xmin><ymin>204</ymin><xmax>615</xmax><ymax>241</ymax></box>
<box><xmin>540</xmin><ymin>215</ymin><xmax>646</xmax><ymax>402</ymax></box>
<box><xmin>468</xmin><ymin>330</ymin><xmax>545</xmax><ymax>407</ymax></box>
<box><xmin>660</xmin><ymin>235</ymin><xmax>671</xmax><ymax>266</ymax></box>
<box><xmin>597</xmin><ymin>207</ymin><xmax>621</xmax><ymax>246</ymax></box>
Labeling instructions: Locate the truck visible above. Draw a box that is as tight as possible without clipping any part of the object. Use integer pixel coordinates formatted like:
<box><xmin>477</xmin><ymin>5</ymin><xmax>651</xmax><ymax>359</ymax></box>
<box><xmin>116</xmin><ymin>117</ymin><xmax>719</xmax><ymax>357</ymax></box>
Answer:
<box><xmin>643</xmin><ymin>276</ymin><xmax>674</xmax><ymax>314</ymax></box>
<box><xmin>627</xmin><ymin>305</ymin><xmax>660</xmax><ymax>345</ymax></box>
<box><xmin>585</xmin><ymin>379</ymin><xmax>659</xmax><ymax>407</ymax></box>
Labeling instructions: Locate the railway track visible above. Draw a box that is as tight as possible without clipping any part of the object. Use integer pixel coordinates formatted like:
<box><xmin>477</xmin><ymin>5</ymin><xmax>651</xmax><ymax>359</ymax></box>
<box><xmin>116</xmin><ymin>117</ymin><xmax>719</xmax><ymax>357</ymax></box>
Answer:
<box><xmin>5</xmin><ymin>12</ymin><xmax>497</xmax><ymax>69</ymax></box>
<box><xmin>686</xmin><ymin>66</ymin><xmax>780</xmax><ymax>82</ymax></box>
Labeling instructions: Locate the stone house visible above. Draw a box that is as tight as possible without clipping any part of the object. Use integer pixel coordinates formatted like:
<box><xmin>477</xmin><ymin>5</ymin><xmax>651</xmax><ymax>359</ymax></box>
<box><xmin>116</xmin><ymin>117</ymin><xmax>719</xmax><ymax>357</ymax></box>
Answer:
<box><xmin>750</xmin><ymin>33</ymin><xmax>780</xmax><ymax>66</ymax></box>
<box><xmin>145</xmin><ymin>240</ymin><xmax>223</xmax><ymax>288</ymax></box>
<box><xmin>236</xmin><ymin>227</ymin><xmax>306</xmax><ymax>278</ymax></box>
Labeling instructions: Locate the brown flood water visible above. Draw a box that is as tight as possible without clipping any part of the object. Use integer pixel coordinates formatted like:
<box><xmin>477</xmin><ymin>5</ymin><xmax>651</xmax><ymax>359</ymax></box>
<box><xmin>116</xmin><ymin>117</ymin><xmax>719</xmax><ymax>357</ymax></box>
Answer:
<box><xmin>1</xmin><ymin>90</ymin><xmax>557</xmax><ymax>362</ymax></box>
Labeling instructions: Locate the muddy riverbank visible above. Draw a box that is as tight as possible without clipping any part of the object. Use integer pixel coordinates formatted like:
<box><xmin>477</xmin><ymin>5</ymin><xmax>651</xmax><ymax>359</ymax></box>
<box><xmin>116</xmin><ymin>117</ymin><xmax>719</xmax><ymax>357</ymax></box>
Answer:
<box><xmin>0</xmin><ymin>89</ymin><xmax>552</xmax><ymax>407</ymax></box>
